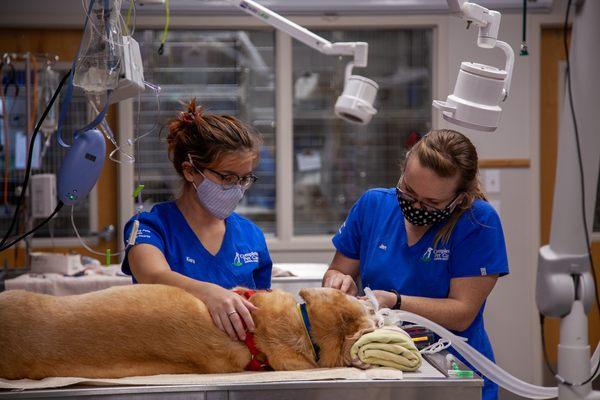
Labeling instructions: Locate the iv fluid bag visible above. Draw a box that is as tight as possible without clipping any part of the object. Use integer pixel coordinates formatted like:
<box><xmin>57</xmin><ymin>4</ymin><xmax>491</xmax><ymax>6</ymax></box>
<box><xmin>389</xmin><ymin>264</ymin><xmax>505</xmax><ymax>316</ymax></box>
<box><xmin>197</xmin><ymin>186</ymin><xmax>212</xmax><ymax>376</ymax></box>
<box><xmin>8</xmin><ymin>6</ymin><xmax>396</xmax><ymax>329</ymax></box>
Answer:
<box><xmin>40</xmin><ymin>67</ymin><xmax>60</xmax><ymax>134</ymax></box>
<box><xmin>74</xmin><ymin>0</ymin><xmax>123</xmax><ymax>93</ymax></box>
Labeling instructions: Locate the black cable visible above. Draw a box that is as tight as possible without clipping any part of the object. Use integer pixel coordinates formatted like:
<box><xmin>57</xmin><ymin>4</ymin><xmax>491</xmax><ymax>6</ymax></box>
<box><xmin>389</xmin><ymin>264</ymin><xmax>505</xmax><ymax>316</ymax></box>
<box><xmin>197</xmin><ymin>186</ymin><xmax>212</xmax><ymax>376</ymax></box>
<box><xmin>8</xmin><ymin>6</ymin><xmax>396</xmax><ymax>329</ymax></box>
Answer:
<box><xmin>539</xmin><ymin>315</ymin><xmax>564</xmax><ymax>382</ymax></box>
<box><xmin>540</xmin><ymin>0</ymin><xmax>600</xmax><ymax>387</ymax></box>
<box><xmin>0</xmin><ymin>69</ymin><xmax>70</xmax><ymax>247</ymax></box>
<box><xmin>0</xmin><ymin>202</ymin><xmax>63</xmax><ymax>252</ymax></box>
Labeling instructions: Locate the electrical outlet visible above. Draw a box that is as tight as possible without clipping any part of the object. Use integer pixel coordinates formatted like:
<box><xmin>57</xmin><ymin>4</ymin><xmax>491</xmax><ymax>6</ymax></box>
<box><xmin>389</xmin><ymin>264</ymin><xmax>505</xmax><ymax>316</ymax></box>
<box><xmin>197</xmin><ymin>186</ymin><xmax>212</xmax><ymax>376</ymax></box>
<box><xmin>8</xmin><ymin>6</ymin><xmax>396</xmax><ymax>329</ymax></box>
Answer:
<box><xmin>484</xmin><ymin>169</ymin><xmax>501</xmax><ymax>194</ymax></box>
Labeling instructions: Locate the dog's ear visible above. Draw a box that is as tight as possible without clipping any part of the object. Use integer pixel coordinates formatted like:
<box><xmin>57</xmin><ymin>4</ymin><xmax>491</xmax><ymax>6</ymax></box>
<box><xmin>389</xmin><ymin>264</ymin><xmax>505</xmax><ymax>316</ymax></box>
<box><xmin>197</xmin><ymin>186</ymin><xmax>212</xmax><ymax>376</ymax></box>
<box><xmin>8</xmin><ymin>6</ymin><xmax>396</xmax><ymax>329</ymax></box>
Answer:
<box><xmin>300</xmin><ymin>287</ymin><xmax>346</xmax><ymax>307</ymax></box>
<box><xmin>299</xmin><ymin>288</ymin><xmax>318</xmax><ymax>305</ymax></box>
<box><xmin>341</xmin><ymin>326</ymin><xmax>375</xmax><ymax>367</ymax></box>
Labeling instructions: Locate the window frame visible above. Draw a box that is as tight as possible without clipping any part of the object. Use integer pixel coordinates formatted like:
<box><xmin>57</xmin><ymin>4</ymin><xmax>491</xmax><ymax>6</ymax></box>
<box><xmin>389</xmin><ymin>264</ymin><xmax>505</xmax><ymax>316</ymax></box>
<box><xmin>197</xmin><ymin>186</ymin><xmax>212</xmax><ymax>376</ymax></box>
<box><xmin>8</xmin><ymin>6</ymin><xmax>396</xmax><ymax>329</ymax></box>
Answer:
<box><xmin>117</xmin><ymin>15</ymin><xmax>448</xmax><ymax>255</ymax></box>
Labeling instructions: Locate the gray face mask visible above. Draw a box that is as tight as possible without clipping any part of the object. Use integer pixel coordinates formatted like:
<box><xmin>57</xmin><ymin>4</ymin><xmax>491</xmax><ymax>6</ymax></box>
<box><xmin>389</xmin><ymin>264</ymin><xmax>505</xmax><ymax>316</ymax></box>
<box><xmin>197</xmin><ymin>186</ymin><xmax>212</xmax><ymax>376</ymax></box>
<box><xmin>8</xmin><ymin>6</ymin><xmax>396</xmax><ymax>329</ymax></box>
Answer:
<box><xmin>192</xmin><ymin>172</ymin><xmax>244</xmax><ymax>220</ymax></box>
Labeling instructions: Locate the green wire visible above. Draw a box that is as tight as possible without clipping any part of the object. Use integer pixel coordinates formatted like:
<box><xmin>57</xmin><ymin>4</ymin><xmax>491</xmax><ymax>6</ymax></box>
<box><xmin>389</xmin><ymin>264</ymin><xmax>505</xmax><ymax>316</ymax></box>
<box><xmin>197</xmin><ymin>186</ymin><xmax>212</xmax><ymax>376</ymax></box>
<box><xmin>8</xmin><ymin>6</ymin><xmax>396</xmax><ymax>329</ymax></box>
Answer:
<box><xmin>520</xmin><ymin>0</ymin><xmax>529</xmax><ymax>56</ymax></box>
<box><xmin>158</xmin><ymin>0</ymin><xmax>170</xmax><ymax>55</ymax></box>
<box><xmin>124</xmin><ymin>0</ymin><xmax>134</xmax><ymax>36</ymax></box>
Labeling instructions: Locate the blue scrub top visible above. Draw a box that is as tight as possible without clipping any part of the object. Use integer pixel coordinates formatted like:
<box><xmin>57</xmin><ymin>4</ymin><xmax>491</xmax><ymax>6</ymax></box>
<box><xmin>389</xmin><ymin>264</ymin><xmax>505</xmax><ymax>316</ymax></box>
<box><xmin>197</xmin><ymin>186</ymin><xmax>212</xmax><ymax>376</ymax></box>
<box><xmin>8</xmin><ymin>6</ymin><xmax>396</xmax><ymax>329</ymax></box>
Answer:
<box><xmin>121</xmin><ymin>201</ymin><xmax>272</xmax><ymax>290</ymax></box>
<box><xmin>333</xmin><ymin>188</ymin><xmax>509</xmax><ymax>400</ymax></box>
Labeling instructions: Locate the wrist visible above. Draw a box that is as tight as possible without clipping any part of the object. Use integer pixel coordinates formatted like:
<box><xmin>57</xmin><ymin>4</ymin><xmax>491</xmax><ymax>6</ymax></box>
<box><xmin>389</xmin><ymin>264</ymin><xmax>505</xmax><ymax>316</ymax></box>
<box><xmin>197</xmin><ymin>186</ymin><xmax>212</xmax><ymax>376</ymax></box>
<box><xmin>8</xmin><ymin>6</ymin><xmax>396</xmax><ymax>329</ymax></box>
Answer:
<box><xmin>390</xmin><ymin>290</ymin><xmax>402</xmax><ymax>310</ymax></box>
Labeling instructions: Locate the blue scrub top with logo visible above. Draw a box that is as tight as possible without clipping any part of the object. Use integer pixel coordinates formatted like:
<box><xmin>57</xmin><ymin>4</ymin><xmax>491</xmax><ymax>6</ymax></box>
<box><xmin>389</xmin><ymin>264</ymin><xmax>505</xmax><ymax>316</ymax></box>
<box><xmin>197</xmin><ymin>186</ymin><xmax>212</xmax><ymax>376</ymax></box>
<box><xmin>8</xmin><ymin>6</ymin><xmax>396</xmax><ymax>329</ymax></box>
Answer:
<box><xmin>121</xmin><ymin>201</ymin><xmax>272</xmax><ymax>290</ymax></box>
<box><xmin>333</xmin><ymin>188</ymin><xmax>509</xmax><ymax>400</ymax></box>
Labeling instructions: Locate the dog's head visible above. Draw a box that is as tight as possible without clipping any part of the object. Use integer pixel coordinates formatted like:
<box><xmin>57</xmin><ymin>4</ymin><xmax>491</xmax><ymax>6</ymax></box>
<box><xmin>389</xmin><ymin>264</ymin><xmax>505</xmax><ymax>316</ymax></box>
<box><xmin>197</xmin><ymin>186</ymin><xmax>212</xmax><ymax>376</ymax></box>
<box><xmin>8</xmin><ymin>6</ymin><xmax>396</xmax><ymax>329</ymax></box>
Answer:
<box><xmin>299</xmin><ymin>287</ymin><xmax>375</xmax><ymax>368</ymax></box>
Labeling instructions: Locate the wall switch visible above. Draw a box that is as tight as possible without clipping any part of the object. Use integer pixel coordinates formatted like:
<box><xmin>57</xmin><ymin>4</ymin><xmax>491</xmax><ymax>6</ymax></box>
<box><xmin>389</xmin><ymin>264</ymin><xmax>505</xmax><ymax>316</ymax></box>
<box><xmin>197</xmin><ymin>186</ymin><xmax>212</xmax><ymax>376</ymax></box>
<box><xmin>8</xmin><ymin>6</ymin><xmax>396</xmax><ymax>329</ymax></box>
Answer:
<box><xmin>484</xmin><ymin>169</ymin><xmax>501</xmax><ymax>194</ymax></box>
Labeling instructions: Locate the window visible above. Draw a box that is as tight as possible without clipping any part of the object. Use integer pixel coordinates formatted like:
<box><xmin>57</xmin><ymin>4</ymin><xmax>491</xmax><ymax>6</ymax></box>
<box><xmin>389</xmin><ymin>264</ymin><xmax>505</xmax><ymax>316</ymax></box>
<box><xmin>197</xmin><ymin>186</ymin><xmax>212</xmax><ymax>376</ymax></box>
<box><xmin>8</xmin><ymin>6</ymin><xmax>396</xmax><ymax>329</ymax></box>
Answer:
<box><xmin>292</xmin><ymin>29</ymin><xmax>433</xmax><ymax>235</ymax></box>
<box><xmin>132</xmin><ymin>29</ymin><xmax>276</xmax><ymax>235</ymax></box>
<box><xmin>123</xmin><ymin>26</ymin><xmax>434</xmax><ymax>244</ymax></box>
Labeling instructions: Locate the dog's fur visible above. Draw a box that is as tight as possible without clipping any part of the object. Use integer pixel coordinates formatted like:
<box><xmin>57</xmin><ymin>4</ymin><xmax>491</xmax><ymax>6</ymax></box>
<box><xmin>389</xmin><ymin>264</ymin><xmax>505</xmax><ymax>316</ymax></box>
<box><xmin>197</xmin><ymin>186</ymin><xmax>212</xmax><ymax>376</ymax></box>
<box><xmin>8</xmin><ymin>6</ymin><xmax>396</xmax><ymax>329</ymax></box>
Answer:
<box><xmin>0</xmin><ymin>285</ymin><xmax>374</xmax><ymax>379</ymax></box>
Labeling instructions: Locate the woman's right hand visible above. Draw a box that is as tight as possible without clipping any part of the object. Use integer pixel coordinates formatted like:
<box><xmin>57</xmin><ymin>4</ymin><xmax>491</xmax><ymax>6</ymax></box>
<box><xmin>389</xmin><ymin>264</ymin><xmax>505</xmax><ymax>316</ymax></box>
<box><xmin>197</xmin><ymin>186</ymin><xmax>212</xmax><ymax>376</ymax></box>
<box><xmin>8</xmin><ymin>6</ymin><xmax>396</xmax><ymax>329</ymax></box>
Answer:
<box><xmin>191</xmin><ymin>284</ymin><xmax>258</xmax><ymax>341</ymax></box>
<box><xmin>323</xmin><ymin>269</ymin><xmax>358</xmax><ymax>296</ymax></box>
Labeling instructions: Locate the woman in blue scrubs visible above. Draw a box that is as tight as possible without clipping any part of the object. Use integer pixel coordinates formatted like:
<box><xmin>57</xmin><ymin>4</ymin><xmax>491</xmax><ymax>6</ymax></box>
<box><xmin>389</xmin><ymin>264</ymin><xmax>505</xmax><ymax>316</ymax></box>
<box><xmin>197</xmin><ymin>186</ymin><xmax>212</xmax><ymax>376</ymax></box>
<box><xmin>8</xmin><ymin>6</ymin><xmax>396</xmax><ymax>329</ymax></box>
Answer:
<box><xmin>122</xmin><ymin>99</ymin><xmax>272</xmax><ymax>342</ymax></box>
<box><xmin>323</xmin><ymin>129</ymin><xmax>508</xmax><ymax>400</ymax></box>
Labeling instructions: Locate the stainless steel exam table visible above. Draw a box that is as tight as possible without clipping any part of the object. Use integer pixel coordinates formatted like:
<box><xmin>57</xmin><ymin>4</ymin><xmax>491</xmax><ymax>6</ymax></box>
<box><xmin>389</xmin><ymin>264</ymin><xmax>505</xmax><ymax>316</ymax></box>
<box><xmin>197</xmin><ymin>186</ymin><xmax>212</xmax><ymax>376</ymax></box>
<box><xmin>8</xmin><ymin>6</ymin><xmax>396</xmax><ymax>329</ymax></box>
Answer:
<box><xmin>0</xmin><ymin>352</ymin><xmax>483</xmax><ymax>400</ymax></box>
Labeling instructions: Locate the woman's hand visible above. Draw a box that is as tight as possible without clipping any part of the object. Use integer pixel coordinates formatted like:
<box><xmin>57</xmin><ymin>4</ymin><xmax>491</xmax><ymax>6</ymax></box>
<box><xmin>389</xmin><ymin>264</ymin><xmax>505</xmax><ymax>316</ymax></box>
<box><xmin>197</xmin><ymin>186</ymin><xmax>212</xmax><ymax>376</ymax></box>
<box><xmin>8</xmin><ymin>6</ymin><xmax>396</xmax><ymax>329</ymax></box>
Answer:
<box><xmin>191</xmin><ymin>284</ymin><xmax>258</xmax><ymax>341</ymax></box>
<box><xmin>361</xmin><ymin>290</ymin><xmax>397</xmax><ymax>309</ymax></box>
<box><xmin>323</xmin><ymin>269</ymin><xmax>359</xmax><ymax>296</ymax></box>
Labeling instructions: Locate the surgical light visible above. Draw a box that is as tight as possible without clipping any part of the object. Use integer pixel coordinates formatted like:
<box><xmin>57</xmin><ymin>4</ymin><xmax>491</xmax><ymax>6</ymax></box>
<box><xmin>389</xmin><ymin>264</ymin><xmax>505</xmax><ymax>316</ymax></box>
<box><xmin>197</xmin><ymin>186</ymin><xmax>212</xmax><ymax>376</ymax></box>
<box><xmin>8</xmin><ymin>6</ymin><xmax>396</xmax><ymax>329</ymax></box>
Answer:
<box><xmin>335</xmin><ymin>74</ymin><xmax>379</xmax><ymax>125</ymax></box>
<box><xmin>433</xmin><ymin>0</ymin><xmax>514</xmax><ymax>132</ymax></box>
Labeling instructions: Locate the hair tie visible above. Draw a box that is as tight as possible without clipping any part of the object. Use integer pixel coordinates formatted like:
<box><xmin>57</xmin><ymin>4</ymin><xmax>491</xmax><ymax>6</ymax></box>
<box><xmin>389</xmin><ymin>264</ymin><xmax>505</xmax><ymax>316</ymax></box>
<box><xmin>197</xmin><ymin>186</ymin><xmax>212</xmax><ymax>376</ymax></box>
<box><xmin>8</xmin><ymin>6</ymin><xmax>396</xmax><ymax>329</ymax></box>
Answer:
<box><xmin>181</xmin><ymin>110</ymin><xmax>195</xmax><ymax>124</ymax></box>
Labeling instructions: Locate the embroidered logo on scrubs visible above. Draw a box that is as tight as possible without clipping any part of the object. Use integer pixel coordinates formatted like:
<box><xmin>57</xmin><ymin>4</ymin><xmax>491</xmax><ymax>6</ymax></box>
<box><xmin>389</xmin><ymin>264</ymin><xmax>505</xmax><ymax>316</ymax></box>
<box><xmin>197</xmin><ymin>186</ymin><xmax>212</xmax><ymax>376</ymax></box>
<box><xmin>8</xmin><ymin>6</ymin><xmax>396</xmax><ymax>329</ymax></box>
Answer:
<box><xmin>421</xmin><ymin>247</ymin><xmax>434</xmax><ymax>262</ymax></box>
<box><xmin>420</xmin><ymin>247</ymin><xmax>450</xmax><ymax>262</ymax></box>
<box><xmin>233</xmin><ymin>252</ymin><xmax>259</xmax><ymax>267</ymax></box>
<box><xmin>185</xmin><ymin>256</ymin><xmax>196</xmax><ymax>264</ymax></box>
<box><xmin>378</xmin><ymin>243</ymin><xmax>387</xmax><ymax>251</ymax></box>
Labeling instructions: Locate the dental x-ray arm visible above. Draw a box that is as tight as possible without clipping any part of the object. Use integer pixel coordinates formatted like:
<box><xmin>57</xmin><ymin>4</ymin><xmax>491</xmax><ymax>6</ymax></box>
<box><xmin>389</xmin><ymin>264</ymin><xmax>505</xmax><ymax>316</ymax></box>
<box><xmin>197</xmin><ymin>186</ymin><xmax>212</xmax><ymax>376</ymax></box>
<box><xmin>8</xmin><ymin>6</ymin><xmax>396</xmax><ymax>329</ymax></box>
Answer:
<box><xmin>228</xmin><ymin>0</ymin><xmax>378</xmax><ymax>124</ymax></box>
<box><xmin>448</xmin><ymin>0</ymin><xmax>501</xmax><ymax>47</ymax></box>
<box><xmin>447</xmin><ymin>0</ymin><xmax>513</xmax><ymax>97</ymax></box>
<box><xmin>230</xmin><ymin>0</ymin><xmax>368</xmax><ymax>74</ymax></box>
<box><xmin>433</xmin><ymin>0</ymin><xmax>513</xmax><ymax>131</ymax></box>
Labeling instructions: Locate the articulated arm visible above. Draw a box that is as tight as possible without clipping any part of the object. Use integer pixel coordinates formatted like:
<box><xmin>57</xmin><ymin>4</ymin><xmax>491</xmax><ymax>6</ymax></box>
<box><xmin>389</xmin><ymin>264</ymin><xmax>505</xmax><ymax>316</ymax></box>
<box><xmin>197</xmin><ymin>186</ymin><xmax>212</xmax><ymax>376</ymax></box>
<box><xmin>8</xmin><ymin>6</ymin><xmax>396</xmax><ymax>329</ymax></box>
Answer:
<box><xmin>230</xmin><ymin>0</ymin><xmax>368</xmax><ymax>68</ymax></box>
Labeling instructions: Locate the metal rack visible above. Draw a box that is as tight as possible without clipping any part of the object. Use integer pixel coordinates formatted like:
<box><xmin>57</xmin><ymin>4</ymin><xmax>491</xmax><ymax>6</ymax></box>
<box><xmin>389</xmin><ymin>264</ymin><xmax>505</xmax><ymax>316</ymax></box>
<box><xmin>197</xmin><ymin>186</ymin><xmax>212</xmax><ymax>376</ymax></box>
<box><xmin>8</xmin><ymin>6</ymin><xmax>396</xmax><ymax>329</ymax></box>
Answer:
<box><xmin>0</xmin><ymin>52</ymin><xmax>93</xmax><ymax>268</ymax></box>
<box><xmin>132</xmin><ymin>29</ymin><xmax>277</xmax><ymax>234</ymax></box>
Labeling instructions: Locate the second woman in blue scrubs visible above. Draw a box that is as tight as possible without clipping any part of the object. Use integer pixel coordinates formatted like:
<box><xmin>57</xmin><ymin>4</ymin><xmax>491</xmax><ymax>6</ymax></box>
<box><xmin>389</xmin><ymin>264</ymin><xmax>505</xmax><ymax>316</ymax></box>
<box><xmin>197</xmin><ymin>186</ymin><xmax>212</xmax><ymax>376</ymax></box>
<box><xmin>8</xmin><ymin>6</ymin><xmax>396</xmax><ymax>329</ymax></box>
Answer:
<box><xmin>323</xmin><ymin>129</ymin><xmax>509</xmax><ymax>400</ymax></box>
<box><xmin>122</xmin><ymin>99</ymin><xmax>272</xmax><ymax>342</ymax></box>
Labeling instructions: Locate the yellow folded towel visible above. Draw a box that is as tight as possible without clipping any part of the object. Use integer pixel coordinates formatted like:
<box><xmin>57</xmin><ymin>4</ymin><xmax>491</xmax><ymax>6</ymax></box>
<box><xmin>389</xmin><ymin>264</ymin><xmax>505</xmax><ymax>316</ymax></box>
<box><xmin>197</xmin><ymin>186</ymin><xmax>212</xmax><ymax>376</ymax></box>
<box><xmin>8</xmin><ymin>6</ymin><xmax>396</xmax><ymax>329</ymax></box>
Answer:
<box><xmin>350</xmin><ymin>326</ymin><xmax>422</xmax><ymax>371</ymax></box>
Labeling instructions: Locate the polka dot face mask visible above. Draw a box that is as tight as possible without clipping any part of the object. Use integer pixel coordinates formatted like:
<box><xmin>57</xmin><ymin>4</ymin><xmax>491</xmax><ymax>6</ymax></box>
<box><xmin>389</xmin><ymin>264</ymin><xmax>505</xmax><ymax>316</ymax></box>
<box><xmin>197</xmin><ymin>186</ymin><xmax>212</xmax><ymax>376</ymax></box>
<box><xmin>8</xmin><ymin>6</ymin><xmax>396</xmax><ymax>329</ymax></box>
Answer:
<box><xmin>395</xmin><ymin>187</ymin><xmax>459</xmax><ymax>227</ymax></box>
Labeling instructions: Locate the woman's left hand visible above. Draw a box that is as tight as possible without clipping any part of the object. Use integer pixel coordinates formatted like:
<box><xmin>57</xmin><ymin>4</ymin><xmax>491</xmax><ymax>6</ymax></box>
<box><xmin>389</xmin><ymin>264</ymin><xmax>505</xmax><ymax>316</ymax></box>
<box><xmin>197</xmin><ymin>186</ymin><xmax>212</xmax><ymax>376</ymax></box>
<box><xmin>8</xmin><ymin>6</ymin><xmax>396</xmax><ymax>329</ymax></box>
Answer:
<box><xmin>362</xmin><ymin>290</ymin><xmax>397</xmax><ymax>309</ymax></box>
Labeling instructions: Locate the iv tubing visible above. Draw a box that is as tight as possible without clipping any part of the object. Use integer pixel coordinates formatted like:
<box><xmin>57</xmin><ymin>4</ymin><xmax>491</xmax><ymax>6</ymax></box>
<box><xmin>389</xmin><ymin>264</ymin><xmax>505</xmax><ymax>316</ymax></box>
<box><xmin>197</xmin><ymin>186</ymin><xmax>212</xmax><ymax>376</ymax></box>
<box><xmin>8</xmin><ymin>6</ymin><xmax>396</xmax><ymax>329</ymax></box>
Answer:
<box><xmin>70</xmin><ymin>206</ymin><xmax>124</xmax><ymax>256</ymax></box>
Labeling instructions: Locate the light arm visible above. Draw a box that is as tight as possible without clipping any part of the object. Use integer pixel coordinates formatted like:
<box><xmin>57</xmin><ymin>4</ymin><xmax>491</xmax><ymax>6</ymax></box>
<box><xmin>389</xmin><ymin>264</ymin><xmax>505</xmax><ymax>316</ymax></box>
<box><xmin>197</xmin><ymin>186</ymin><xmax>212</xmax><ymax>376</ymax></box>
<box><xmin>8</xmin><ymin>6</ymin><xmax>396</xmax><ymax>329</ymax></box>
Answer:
<box><xmin>447</xmin><ymin>0</ymin><xmax>501</xmax><ymax>48</ymax></box>
<box><xmin>229</xmin><ymin>0</ymin><xmax>378</xmax><ymax>124</ymax></box>
<box><xmin>230</xmin><ymin>0</ymin><xmax>368</xmax><ymax>68</ymax></box>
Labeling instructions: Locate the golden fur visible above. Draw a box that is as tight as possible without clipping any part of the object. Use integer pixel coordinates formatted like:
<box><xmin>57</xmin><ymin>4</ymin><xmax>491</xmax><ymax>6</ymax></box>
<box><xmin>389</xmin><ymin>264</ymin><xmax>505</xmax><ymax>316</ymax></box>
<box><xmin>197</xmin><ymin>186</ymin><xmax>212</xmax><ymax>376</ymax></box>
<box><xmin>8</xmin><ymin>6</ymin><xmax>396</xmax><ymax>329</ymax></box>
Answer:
<box><xmin>0</xmin><ymin>285</ymin><xmax>374</xmax><ymax>379</ymax></box>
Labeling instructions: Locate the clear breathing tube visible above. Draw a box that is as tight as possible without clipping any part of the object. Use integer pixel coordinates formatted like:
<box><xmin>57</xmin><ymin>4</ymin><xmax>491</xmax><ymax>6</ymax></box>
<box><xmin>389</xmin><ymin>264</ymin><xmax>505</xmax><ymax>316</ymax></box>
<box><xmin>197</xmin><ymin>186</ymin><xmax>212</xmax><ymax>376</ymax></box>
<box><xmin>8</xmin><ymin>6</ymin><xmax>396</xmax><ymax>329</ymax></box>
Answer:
<box><xmin>379</xmin><ymin>307</ymin><xmax>600</xmax><ymax>399</ymax></box>
<box><xmin>363</xmin><ymin>287</ymin><xmax>600</xmax><ymax>398</ymax></box>
<box><xmin>376</xmin><ymin>307</ymin><xmax>558</xmax><ymax>399</ymax></box>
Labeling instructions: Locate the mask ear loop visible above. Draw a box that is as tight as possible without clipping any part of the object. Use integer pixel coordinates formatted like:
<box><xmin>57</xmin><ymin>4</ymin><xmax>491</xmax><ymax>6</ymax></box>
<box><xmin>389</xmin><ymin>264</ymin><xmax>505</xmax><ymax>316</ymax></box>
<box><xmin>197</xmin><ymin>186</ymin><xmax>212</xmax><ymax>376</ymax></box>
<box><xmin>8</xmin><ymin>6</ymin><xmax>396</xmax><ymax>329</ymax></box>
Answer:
<box><xmin>187</xmin><ymin>153</ymin><xmax>208</xmax><ymax>190</ymax></box>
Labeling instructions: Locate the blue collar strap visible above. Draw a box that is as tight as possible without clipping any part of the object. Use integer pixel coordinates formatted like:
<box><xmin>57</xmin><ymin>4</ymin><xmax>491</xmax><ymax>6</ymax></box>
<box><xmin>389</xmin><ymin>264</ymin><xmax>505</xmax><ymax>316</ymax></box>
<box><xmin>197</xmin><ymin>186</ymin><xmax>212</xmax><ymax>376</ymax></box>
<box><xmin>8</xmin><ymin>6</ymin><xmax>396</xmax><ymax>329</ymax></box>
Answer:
<box><xmin>298</xmin><ymin>303</ymin><xmax>321</xmax><ymax>362</ymax></box>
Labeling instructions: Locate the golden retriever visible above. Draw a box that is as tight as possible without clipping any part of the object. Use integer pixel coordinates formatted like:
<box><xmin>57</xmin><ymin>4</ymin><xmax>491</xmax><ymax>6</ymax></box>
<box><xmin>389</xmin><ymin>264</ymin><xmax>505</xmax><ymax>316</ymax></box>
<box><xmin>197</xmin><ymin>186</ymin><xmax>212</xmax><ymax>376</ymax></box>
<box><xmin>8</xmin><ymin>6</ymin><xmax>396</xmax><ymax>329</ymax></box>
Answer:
<box><xmin>0</xmin><ymin>285</ymin><xmax>374</xmax><ymax>379</ymax></box>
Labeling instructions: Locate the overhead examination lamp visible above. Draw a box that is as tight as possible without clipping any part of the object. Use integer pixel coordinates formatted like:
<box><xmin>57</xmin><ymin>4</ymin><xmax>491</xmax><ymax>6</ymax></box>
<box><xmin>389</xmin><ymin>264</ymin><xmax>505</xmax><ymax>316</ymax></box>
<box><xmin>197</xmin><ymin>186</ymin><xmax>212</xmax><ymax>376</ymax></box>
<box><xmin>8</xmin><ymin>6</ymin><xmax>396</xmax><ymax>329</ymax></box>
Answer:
<box><xmin>433</xmin><ymin>0</ymin><xmax>514</xmax><ymax>132</ymax></box>
<box><xmin>229</xmin><ymin>0</ymin><xmax>379</xmax><ymax>125</ymax></box>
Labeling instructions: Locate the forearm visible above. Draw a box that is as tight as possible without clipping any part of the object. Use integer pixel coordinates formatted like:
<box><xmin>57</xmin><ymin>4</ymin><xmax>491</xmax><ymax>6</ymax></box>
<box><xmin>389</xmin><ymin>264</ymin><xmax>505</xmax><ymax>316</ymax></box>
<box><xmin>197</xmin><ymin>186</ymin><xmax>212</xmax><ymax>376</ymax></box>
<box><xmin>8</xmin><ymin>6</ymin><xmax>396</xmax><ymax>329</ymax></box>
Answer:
<box><xmin>139</xmin><ymin>269</ymin><xmax>220</xmax><ymax>299</ymax></box>
<box><xmin>400</xmin><ymin>295</ymin><xmax>475</xmax><ymax>332</ymax></box>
